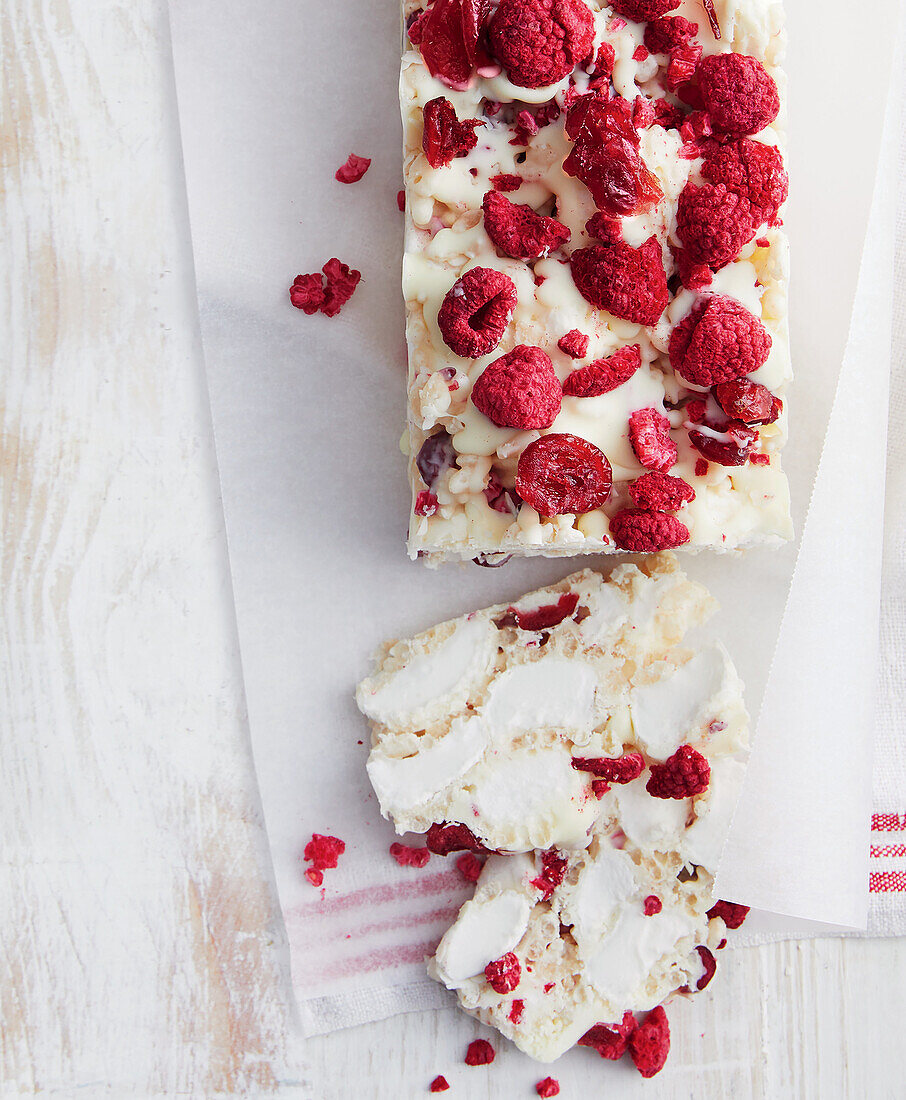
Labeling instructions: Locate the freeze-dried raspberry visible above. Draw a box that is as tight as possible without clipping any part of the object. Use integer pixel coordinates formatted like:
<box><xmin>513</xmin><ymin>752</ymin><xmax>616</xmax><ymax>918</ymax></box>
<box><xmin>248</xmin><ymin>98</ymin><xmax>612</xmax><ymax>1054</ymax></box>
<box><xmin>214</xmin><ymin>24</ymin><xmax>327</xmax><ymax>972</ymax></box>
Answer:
<box><xmin>631</xmin><ymin>95</ymin><xmax>656</xmax><ymax>128</ymax></box>
<box><xmin>646</xmin><ymin>744</ymin><xmax>710</xmax><ymax>798</ymax></box>
<box><xmin>502</xmin><ymin>591</ymin><xmax>580</xmax><ymax>631</ymax></box>
<box><xmin>578</xmin><ymin>1011</ymin><xmax>637</xmax><ymax>1060</ymax></box>
<box><xmin>509</xmin><ymin>108</ymin><xmax>540</xmax><ymax>146</ymax></box>
<box><xmin>531</xmin><ymin>849</ymin><xmax>569</xmax><ymax>899</ymax></box>
<box><xmin>697</xmin><ymin>53</ymin><xmax>780</xmax><ymax>138</ymax></box>
<box><xmin>482</xmin><ymin>192</ymin><xmax>571</xmax><ymax>260</ymax></box>
<box><xmin>629</xmin><ymin>408</ymin><xmax>677</xmax><ymax>471</ymax></box>
<box><xmin>652</xmin><ymin>97</ymin><xmax>686</xmax><ymax>129</ymax></box>
<box><xmin>321</xmin><ymin>259</ymin><xmax>363</xmax><ymax>317</ymax></box>
<box><xmin>430</xmin><ymin>1075</ymin><xmax>450</xmax><ymax>1092</ymax></box>
<box><xmin>536</xmin><ymin>1079</ymin><xmax>560</xmax><ymax>1098</ymax></box>
<box><xmin>415</xmin><ymin>0</ymin><xmax>490</xmax><ymax>88</ymax></box>
<box><xmin>471</xmin><ymin>345</ymin><xmax>562</xmax><ymax>429</ymax></box>
<box><xmin>570</xmin><ymin>240</ymin><xmax>668</xmax><ymax>325</ymax></box>
<box><xmin>688</xmin><ymin>423</ymin><xmax>758</xmax><ymax>466</ymax></box>
<box><xmin>437</xmin><ymin>267</ymin><xmax>517</xmax><ymax>358</ymax></box>
<box><xmin>628</xmin><ymin>1006</ymin><xmax>670</xmax><ymax>1078</ymax></box>
<box><xmin>676</xmin><ymin>183</ymin><xmax>756</xmax><ymax>270</ymax></box>
<box><xmin>610</xmin><ymin>509</ymin><xmax>690</xmax><ymax>551</ymax></box>
<box><xmin>707</xmin><ymin>900</ymin><xmax>751</xmax><ymax>929</ymax></box>
<box><xmin>589</xmin><ymin>41</ymin><xmax>615</xmax><ymax>82</ymax></box>
<box><xmin>630</xmin><ymin>471</ymin><xmax>695</xmax><ymax>511</ymax></box>
<box><xmin>417</xmin><ymin>431</ymin><xmax>456</xmax><ymax>488</ymax></box>
<box><xmin>289</xmin><ymin>272</ymin><xmax>325</xmax><ymax>315</ymax></box>
<box><xmin>558</xmin><ymin>329</ymin><xmax>589</xmax><ymax>359</ymax></box>
<box><xmin>669</xmin><ymin>295</ymin><xmax>771</xmax><ymax>385</ymax></box>
<box><xmin>592</xmin><ymin>780</ymin><xmax>610</xmax><ymax>799</ymax></box>
<box><xmin>457</xmin><ymin>852</ymin><xmax>485</xmax><ymax>882</ymax></box>
<box><xmin>644</xmin><ymin>895</ymin><xmax>663</xmax><ymax>916</ymax></box>
<box><xmin>465</xmin><ymin>1039</ymin><xmax>495</xmax><ymax>1066</ymax></box>
<box><xmin>423</xmin><ymin>97</ymin><xmax>483</xmax><ymax>168</ymax></box>
<box><xmin>665</xmin><ymin>42</ymin><xmax>702</xmax><ymax>92</ymax></box>
<box><xmin>571</xmin><ymin>752</ymin><xmax>645</xmax><ymax>783</ymax></box>
<box><xmin>562</xmin><ymin>345</ymin><xmax>641</xmax><ymax>397</ymax></box>
<box><xmin>644</xmin><ymin>15</ymin><xmax>698</xmax><ymax>53</ymax></box>
<box><xmin>509</xmin><ymin>999</ymin><xmax>525</xmax><ymax>1024</ymax></box>
<box><xmin>713</xmin><ymin>379</ymin><xmax>781</xmax><ymax>424</ymax></box>
<box><xmin>749</xmin><ymin>452</ymin><xmax>769</xmax><ymax>465</ymax></box>
<box><xmin>695</xmin><ymin>945</ymin><xmax>717</xmax><ymax>990</ymax></box>
<box><xmin>585</xmin><ymin>212</ymin><xmax>622</xmax><ymax>243</ymax></box>
<box><xmin>611</xmin><ymin>0</ymin><xmax>679</xmax><ymax>18</ymax></box>
<box><xmin>389</xmin><ymin>842</ymin><xmax>431</xmax><ymax>868</ymax></box>
<box><xmin>694</xmin><ymin>457</ymin><xmax>709</xmax><ymax>477</ymax></box>
<box><xmin>426</xmin><ymin>821</ymin><xmax>491</xmax><ymax>855</ymax></box>
<box><xmin>335</xmin><ymin>153</ymin><xmax>371</xmax><ymax>184</ymax></box>
<box><xmin>488</xmin><ymin>0</ymin><xmax>595</xmax><ymax>89</ymax></box>
<box><xmin>491</xmin><ymin>172</ymin><xmax>523</xmax><ymax>192</ymax></box>
<box><xmin>303</xmin><ymin>834</ymin><xmax>345</xmax><ymax>887</ymax></box>
<box><xmin>485</xmin><ymin>952</ymin><xmax>521</xmax><ymax>994</ymax></box>
<box><xmin>516</xmin><ymin>433</ymin><xmax>613</xmax><ymax>515</ymax></box>
<box><xmin>414</xmin><ymin>490</ymin><xmax>439</xmax><ymax>517</ymax></box>
<box><xmin>702</xmin><ymin>139</ymin><xmax>788</xmax><ymax>226</ymax></box>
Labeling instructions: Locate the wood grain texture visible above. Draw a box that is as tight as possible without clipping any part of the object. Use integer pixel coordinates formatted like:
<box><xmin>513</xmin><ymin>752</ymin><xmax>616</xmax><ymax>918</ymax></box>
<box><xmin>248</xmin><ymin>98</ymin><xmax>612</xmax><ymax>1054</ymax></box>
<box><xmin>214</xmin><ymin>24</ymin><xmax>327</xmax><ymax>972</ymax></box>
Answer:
<box><xmin>0</xmin><ymin>2</ymin><xmax>903</xmax><ymax>1098</ymax></box>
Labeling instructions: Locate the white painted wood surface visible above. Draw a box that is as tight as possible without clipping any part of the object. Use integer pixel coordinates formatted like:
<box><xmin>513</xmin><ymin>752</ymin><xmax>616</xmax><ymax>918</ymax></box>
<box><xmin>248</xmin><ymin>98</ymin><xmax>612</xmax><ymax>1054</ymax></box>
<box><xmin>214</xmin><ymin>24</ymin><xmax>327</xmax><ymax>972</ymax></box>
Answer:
<box><xmin>0</xmin><ymin>2</ymin><xmax>903</xmax><ymax>1097</ymax></box>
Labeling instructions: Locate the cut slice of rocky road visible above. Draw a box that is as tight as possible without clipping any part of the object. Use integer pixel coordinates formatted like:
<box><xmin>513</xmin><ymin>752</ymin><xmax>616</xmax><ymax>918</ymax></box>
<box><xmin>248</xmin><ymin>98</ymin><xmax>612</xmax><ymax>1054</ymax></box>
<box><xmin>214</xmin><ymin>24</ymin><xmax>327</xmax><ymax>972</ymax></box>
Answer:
<box><xmin>355</xmin><ymin>553</ymin><xmax>747</xmax><ymax>856</ymax></box>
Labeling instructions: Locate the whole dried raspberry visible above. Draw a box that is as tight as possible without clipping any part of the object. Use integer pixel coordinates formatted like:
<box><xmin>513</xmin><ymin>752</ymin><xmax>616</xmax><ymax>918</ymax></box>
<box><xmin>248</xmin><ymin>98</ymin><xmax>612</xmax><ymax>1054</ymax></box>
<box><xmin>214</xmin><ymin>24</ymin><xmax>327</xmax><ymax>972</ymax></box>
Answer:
<box><xmin>702</xmin><ymin>139</ymin><xmax>788</xmax><ymax>226</ymax></box>
<box><xmin>303</xmin><ymin>833</ymin><xmax>346</xmax><ymax>887</ymax></box>
<box><xmin>610</xmin><ymin>0</ymin><xmax>679</xmax><ymax>18</ymax></box>
<box><xmin>570</xmin><ymin>752</ymin><xmax>645</xmax><ymax>783</ymax></box>
<box><xmin>516</xmin><ymin>433</ymin><xmax>613</xmax><ymax>515</ymax></box>
<box><xmin>416</xmin><ymin>430</ymin><xmax>456</xmax><ymax>487</ymax></box>
<box><xmin>643</xmin><ymin>895</ymin><xmax>663</xmax><ymax>916</ymax></box>
<box><xmin>471</xmin><ymin>345</ymin><xmax>562</xmax><ymax>429</ymax></box>
<box><xmin>430</xmin><ymin>1076</ymin><xmax>450</xmax><ymax>1092</ymax></box>
<box><xmin>491</xmin><ymin>172</ymin><xmax>523</xmax><ymax>192</ymax></box>
<box><xmin>457</xmin><ymin>852</ymin><xmax>485</xmax><ymax>882</ymax></box>
<box><xmin>423</xmin><ymin>97</ymin><xmax>484</xmax><ymax>168</ymax></box>
<box><xmin>389</xmin><ymin>842</ymin><xmax>431</xmax><ymax>868</ymax></box>
<box><xmin>426</xmin><ymin>821</ymin><xmax>491</xmax><ymax>855</ymax></box>
<box><xmin>570</xmin><ymin>240</ymin><xmax>668</xmax><ymax>326</ymax></box>
<box><xmin>643</xmin><ymin>15</ymin><xmax>698</xmax><ymax>53</ymax></box>
<box><xmin>437</xmin><ymin>267</ymin><xmax>517</xmax><ymax>358</ymax></box>
<box><xmin>487</xmin><ymin>0</ymin><xmax>595</xmax><ymax>89</ymax></box>
<box><xmin>688</xmin><ymin>423</ymin><xmax>758</xmax><ymax>466</ymax></box>
<box><xmin>629</xmin><ymin>408</ymin><xmax>677</xmax><ymax>471</ymax></box>
<box><xmin>628</xmin><ymin>1006</ymin><xmax>670</xmax><ymax>1078</ymax></box>
<box><xmin>465</xmin><ymin>1039</ymin><xmax>496</xmax><ymax>1066</ymax></box>
<box><xmin>530</xmin><ymin>849</ymin><xmax>569</xmax><ymax>898</ymax></box>
<box><xmin>713</xmin><ymin>378</ymin><xmax>781</xmax><ymax>423</ymax></box>
<box><xmin>485</xmin><ymin>952</ymin><xmax>521</xmax><ymax>994</ymax></box>
<box><xmin>578</xmin><ymin>1011</ymin><xmax>637</xmax><ymax>1060</ymax></box>
<box><xmin>502</xmin><ymin>591</ymin><xmax>580</xmax><ymax>631</ymax></box>
<box><xmin>414</xmin><ymin>490</ymin><xmax>439</xmax><ymax>517</ymax></box>
<box><xmin>646</xmin><ymin>744</ymin><xmax>710</xmax><ymax>798</ymax></box>
<box><xmin>335</xmin><ymin>153</ymin><xmax>371</xmax><ymax>184</ymax></box>
<box><xmin>482</xmin><ymin>192</ymin><xmax>571</xmax><ymax>260</ymax></box>
<box><xmin>669</xmin><ymin>295</ymin><xmax>771</xmax><ymax>385</ymax></box>
<box><xmin>415</xmin><ymin>0</ymin><xmax>490</xmax><ymax>88</ymax></box>
<box><xmin>697</xmin><ymin>53</ymin><xmax>780</xmax><ymax>138</ymax></box>
<box><xmin>509</xmin><ymin>999</ymin><xmax>525</xmax><ymax>1023</ymax></box>
<box><xmin>562</xmin><ymin>345</ymin><xmax>641</xmax><ymax>397</ymax></box>
<box><xmin>676</xmin><ymin>183</ymin><xmax>756</xmax><ymax>270</ymax></box>
<box><xmin>707</xmin><ymin>900</ymin><xmax>751</xmax><ymax>929</ymax></box>
<box><xmin>694</xmin><ymin>945</ymin><xmax>717</xmax><ymax>990</ymax></box>
<box><xmin>557</xmin><ymin>329</ymin><xmax>589</xmax><ymax>359</ymax></box>
<box><xmin>609</xmin><ymin>509</ymin><xmax>690</xmax><ymax>551</ymax></box>
<box><xmin>321</xmin><ymin>259</ymin><xmax>363</xmax><ymax>317</ymax></box>
<box><xmin>536</xmin><ymin>1079</ymin><xmax>560</xmax><ymax>1098</ymax></box>
<box><xmin>629</xmin><ymin>471</ymin><xmax>695</xmax><ymax>511</ymax></box>
<box><xmin>585</xmin><ymin>212</ymin><xmax>622</xmax><ymax>243</ymax></box>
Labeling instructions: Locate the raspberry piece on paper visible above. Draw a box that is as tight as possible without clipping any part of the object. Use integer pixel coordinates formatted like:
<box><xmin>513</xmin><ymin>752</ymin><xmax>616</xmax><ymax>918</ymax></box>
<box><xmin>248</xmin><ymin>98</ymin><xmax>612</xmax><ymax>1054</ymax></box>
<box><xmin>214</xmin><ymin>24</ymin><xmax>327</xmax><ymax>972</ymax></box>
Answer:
<box><xmin>335</xmin><ymin>153</ymin><xmax>371</xmax><ymax>184</ymax></box>
<box><xmin>628</xmin><ymin>1005</ymin><xmax>670</xmax><ymax>1078</ymax></box>
<box><xmin>487</xmin><ymin>0</ymin><xmax>595</xmax><ymax>89</ymax></box>
<box><xmin>610</xmin><ymin>0</ymin><xmax>679</xmax><ymax>19</ymax></box>
<box><xmin>485</xmin><ymin>952</ymin><xmax>521</xmax><ymax>994</ymax></box>
<box><xmin>423</xmin><ymin>97</ymin><xmax>484</xmax><ymax>168</ymax></box>
<box><xmin>464</xmin><ymin>1039</ymin><xmax>496</xmax><ymax>1066</ymax></box>
<box><xmin>389</xmin><ymin>842</ymin><xmax>431</xmax><ymax>868</ymax></box>
<box><xmin>644</xmin><ymin>895</ymin><xmax>663</xmax><ymax>916</ymax></box>
<box><xmin>321</xmin><ymin>259</ymin><xmax>363</xmax><ymax>317</ymax></box>
<box><xmin>426</xmin><ymin>821</ymin><xmax>491</xmax><ymax>855</ymax></box>
<box><xmin>430</xmin><ymin>1075</ymin><xmax>451</xmax><ymax>1092</ymax></box>
<box><xmin>562</xmin><ymin>345</ymin><xmax>641</xmax><ymax>397</ymax></box>
<box><xmin>578</xmin><ymin>1011</ymin><xmax>637</xmax><ymax>1060</ymax></box>
<box><xmin>629</xmin><ymin>408</ymin><xmax>677</xmax><ymax>472</ymax></box>
<box><xmin>676</xmin><ymin>182</ymin><xmax>756</xmax><ymax>270</ymax></box>
<box><xmin>536</xmin><ymin>1079</ymin><xmax>560</xmax><ymax>1098</ymax></box>
<box><xmin>570</xmin><ymin>240</ymin><xmax>668</xmax><ymax>326</ymax></box>
<box><xmin>516</xmin><ymin>433</ymin><xmax>613</xmax><ymax>515</ymax></box>
<box><xmin>697</xmin><ymin>53</ymin><xmax>780</xmax><ymax>138</ymax></box>
<box><xmin>702</xmin><ymin>139</ymin><xmax>788</xmax><ymax>226</ymax></box>
<box><xmin>437</xmin><ymin>267</ymin><xmax>517</xmax><ymax>358</ymax></box>
<box><xmin>707</xmin><ymin>900</ymin><xmax>751</xmax><ymax>929</ymax></box>
<box><xmin>557</xmin><ymin>329</ymin><xmax>589</xmax><ymax>359</ymax></box>
<box><xmin>644</xmin><ymin>15</ymin><xmax>698</xmax><ymax>54</ymax></box>
<box><xmin>669</xmin><ymin>295</ymin><xmax>771</xmax><ymax>386</ymax></box>
<box><xmin>482</xmin><ymin>191</ymin><xmax>571</xmax><ymax>260</ymax></box>
<box><xmin>610</xmin><ymin>509</ymin><xmax>690</xmax><ymax>551</ymax></box>
<box><xmin>471</xmin><ymin>345</ymin><xmax>562</xmax><ymax>429</ymax></box>
<box><xmin>303</xmin><ymin>833</ymin><xmax>345</xmax><ymax>887</ymax></box>
<box><xmin>713</xmin><ymin>379</ymin><xmax>781</xmax><ymax>424</ymax></box>
<box><xmin>629</xmin><ymin>471</ymin><xmax>695</xmax><ymax>511</ymax></box>
<box><xmin>571</xmin><ymin>752</ymin><xmax>645</xmax><ymax>783</ymax></box>
<box><xmin>289</xmin><ymin>272</ymin><xmax>326</xmax><ymax>315</ymax></box>
<box><xmin>646</xmin><ymin>745</ymin><xmax>710</xmax><ymax>798</ymax></box>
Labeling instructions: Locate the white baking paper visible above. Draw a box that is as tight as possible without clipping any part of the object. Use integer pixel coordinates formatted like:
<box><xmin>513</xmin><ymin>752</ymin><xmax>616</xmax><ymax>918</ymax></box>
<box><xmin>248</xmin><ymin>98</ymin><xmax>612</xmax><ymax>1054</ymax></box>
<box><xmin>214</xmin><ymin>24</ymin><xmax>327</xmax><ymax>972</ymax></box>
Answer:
<box><xmin>168</xmin><ymin>0</ymin><xmax>899</xmax><ymax>1034</ymax></box>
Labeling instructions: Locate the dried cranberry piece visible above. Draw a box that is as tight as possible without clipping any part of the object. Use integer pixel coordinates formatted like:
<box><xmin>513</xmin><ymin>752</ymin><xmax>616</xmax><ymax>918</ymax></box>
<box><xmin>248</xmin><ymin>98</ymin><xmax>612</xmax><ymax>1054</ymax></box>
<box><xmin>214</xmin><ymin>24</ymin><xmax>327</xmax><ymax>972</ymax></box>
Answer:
<box><xmin>426</xmin><ymin>821</ymin><xmax>490</xmax><ymax>855</ymax></box>
<box><xmin>570</xmin><ymin>240</ymin><xmax>668</xmax><ymax>326</ymax></box>
<box><xmin>707</xmin><ymin>900</ymin><xmax>751</xmax><ymax>929</ymax></box>
<box><xmin>669</xmin><ymin>295</ymin><xmax>771</xmax><ymax>386</ymax></box>
<box><xmin>484</xmin><ymin>952</ymin><xmax>521</xmax><ymax>994</ymax></box>
<box><xmin>570</xmin><ymin>752</ymin><xmax>645</xmax><ymax>783</ymax></box>
<box><xmin>487</xmin><ymin>0</ymin><xmax>595</xmax><ymax>89</ymax></box>
<box><xmin>464</xmin><ymin>1039</ymin><xmax>495</xmax><ymax>1066</ymax></box>
<box><xmin>416</xmin><ymin>431</ymin><xmax>456</xmax><ymax>488</ymax></box>
<box><xmin>505</xmin><ymin>591</ymin><xmax>579</xmax><ymax>631</ymax></box>
<box><xmin>437</xmin><ymin>267</ymin><xmax>517</xmax><ymax>358</ymax></box>
<box><xmin>688</xmin><ymin>423</ymin><xmax>758</xmax><ymax>467</ymax></box>
<box><xmin>628</xmin><ymin>1006</ymin><xmax>670</xmax><ymax>1078</ymax></box>
<box><xmin>416</xmin><ymin>0</ymin><xmax>491</xmax><ymax>88</ymax></box>
<box><xmin>423</xmin><ymin>97</ymin><xmax>484</xmax><ymax>168</ymax></box>
<box><xmin>516</xmin><ymin>433</ymin><xmax>613</xmax><ymax>515</ymax></box>
<box><xmin>609</xmin><ymin>509</ymin><xmax>690</xmax><ymax>551</ymax></box>
<box><xmin>578</xmin><ymin>1011</ymin><xmax>637</xmax><ymax>1060</ymax></box>
<box><xmin>694</xmin><ymin>945</ymin><xmax>717</xmax><ymax>990</ymax></box>
<box><xmin>713</xmin><ymin>379</ymin><xmax>781</xmax><ymax>424</ymax></box>
<box><xmin>697</xmin><ymin>53</ymin><xmax>780</xmax><ymax>138</ymax></box>
<box><xmin>335</xmin><ymin>153</ymin><xmax>371</xmax><ymax>184</ymax></box>
<box><xmin>562</xmin><ymin>346</ymin><xmax>641</xmax><ymax>398</ymax></box>
<box><xmin>471</xmin><ymin>345</ymin><xmax>562</xmax><ymax>429</ymax></box>
<box><xmin>629</xmin><ymin>471</ymin><xmax>695</xmax><ymax>511</ymax></box>
<box><xmin>646</xmin><ymin>744</ymin><xmax>710</xmax><ymax>798</ymax></box>
<box><xmin>482</xmin><ymin>191</ymin><xmax>571</xmax><ymax>260</ymax></box>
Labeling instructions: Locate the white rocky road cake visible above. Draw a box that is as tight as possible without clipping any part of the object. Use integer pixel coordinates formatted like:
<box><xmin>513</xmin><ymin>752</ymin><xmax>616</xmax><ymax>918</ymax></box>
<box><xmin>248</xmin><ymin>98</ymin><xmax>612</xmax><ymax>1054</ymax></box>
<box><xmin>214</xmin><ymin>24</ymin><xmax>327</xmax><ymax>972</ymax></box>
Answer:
<box><xmin>400</xmin><ymin>0</ymin><xmax>792</xmax><ymax>564</ymax></box>
<box><xmin>356</xmin><ymin>554</ymin><xmax>752</xmax><ymax>1073</ymax></box>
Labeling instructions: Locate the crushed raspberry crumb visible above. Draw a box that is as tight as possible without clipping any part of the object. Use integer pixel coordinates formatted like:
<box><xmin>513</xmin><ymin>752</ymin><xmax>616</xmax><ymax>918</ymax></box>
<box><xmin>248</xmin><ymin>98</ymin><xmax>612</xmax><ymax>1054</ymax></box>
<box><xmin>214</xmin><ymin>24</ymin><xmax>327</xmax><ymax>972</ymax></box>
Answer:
<box><xmin>610</xmin><ymin>0</ymin><xmax>679</xmax><ymax>18</ymax></box>
<box><xmin>487</xmin><ymin>0</ymin><xmax>595</xmax><ymax>89</ymax></box>
<box><xmin>457</xmin><ymin>852</ymin><xmax>485</xmax><ymax>882</ymax></box>
<box><xmin>491</xmin><ymin>173</ymin><xmax>523</xmax><ymax>192</ymax></box>
<box><xmin>695</xmin><ymin>458</ymin><xmax>709</xmax><ymax>477</ymax></box>
<box><xmin>426</xmin><ymin>821</ymin><xmax>490</xmax><ymax>855</ymax></box>
<box><xmin>485</xmin><ymin>952</ymin><xmax>521</xmax><ymax>994</ymax></box>
<box><xmin>676</xmin><ymin>182</ymin><xmax>756</xmax><ymax>270</ymax></box>
<box><xmin>592</xmin><ymin>779</ymin><xmax>610</xmax><ymax>799</ymax></box>
<box><xmin>414</xmin><ymin>490</ymin><xmax>439</xmax><ymax>517</ymax></box>
<box><xmin>570</xmin><ymin>239</ymin><xmax>668</xmax><ymax>326</ymax></box>
<box><xmin>509</xmin><ymin>108</ymin><xmax>540</xmax><ymax>146</ymax></box>
<box><xmin>464</xmin><ymin>1039</ymin><xmax>495</xmax><ymax>1066</ymax></box>
<box><xmin>531</xmin><ymin>849</ymin><xmax>569</xmax><ymax>899</ymax></box>
<box><xmin>585</xmin><ymin>212</ymin><xmax>622</xmax><ymax>243</ymax></box>
<box><xmin>471</xmin><ymin>345</ymin><xmax>562</xmax><ymax>429</ymax></box>
<box><xmin>665</xmin><ymin>42</ymin><xmax>702</xmax><ymax>91</ymax></box>
<box><xmin>631</xmin><ymin>95</ymin><xmax>656</xmax><ymax>129</ymax></box>
<box><xmin>536</xmin><ymin>1079</ymin><xmax>560</xmax><ymax>1098</ymax></box>
<box><xmin>509</xmin><ymin>998</ymin><xmax>525</xmax><ymax>1024</ymax></box>
<box><xmin>335</xmin><ymin>153</ymin><xmax>371</xmax><ymax>184</ymax></box>
<box><xmin>756</xmin><ymin>235</ymin><xmax>770</xmax><ymax>247</ymax></box>
<box><xmin>482</xmin><ymin>191</ymin><xmax>571</xmax><ymax>260</ymax></box>
<box><xmin>647</xmin><ymin>744</ymin><xmax>710</xmax><ymax>798</ymax></box>
<box><xmin>516</xmin><ymin>433</ymin><xmax>613</xmax><ymax>516</ymax></box>
<box><xmin>669</xmin><ymin>295</ymin><xmax>771</xmax><ymax>385</ymax></box>
<box><xmin>558</xmin><ymin>329</ymin><xmax>589</xmax><ymax>359</ymax></box>
<box><xmin>610</xmin><ymin>509</ymin><xmax>690</xmax><ymax>552</ymax></box>
<box><xmin>644</xmin><ymin>895</ymin><xmax>663</xmax><ymax>916</ymax></box>
<box><xmin>571</xmin><ymin>752</ymin><xmax>645</xmax><ymax>783</ymax></box>
<box><xmin>303</xmin><ymin>834</ymin><xmax>345</xmax><ymax>887</ymax></box>
<box><xmin>578</xmin><ymin>1010</ymin><xmax>637</xmax><ymax>1060</ymax></box>
<box><xmin>414</xmin><ymin>0</ymin><xmax>489</xmax><ymax>88</ymax></box>
<box><xmin>702</xmin><ymin>139</ymin><xmax>788</xmax><ymax>226</ymax></box>
<box><xmin>628</xmin><ymin>1005</ymin><xmax>670</xmax><ymax>1078</ymax></box>
<box><xmin>695</xmin><ymin>945</ymin><xmax>717</xmax><ymax>990</ymax></box>
<box><xmin>389</xmin><ymin>842</ymin><xmax>431</xmax><ymax>868</ymax></box>
<box><xmin>589</xmin><ymin>41</ymin><xmax>615</xmax><ymax>81</ymax></box>
<box><xmin>398</xmin><ymin>189</ymin><xmax>406</xmax><ymax>211</ymax></box>
<box><xmin>629</xmin><ymin>408</ymin><xmax>677</xmax><ymax>472</ymax></box>
<box><xmin>630</xmin><ymin>471</ymin><xmax>694</xmax><ymax>511</ymax></box>
<box><xmin>430</xmin><ymin>1075</ymin><xmax>450</xmax><ymax>1092</ymax></box>
<box><xmin>749</xmin><ymin>452</ymin><xmax>769</xmax><ymax>465</ymax></box>
<box><xmin>437</xmin><ymin>267</ymin><xmax>517</xmax><ymax>358</ymax></box>
<box><xmin>644</xmin><ymin>15</ymin><xmax>698</xmax><ymax>53</ymax></box>
<box><xmin>423</xmin><ymin>97</ymin><xmax>483</xmax><ymax>168</ymax></box>
<box><xmin>697</xmin><ymin>53</ymin><xmax>780</xmax><ymax>138</ymax></box>
<box><xmin>632</xmin><ymin>44</ymin><xmax>649</xmax><ymax>62</ymax></box>
<box><xmin>544</xmin><ymin>982</ymin><xmax>555</xmax><ymax>993</ymax></box>
<box><xmin>689</xmin><ymin>423</ymin><xmax>759</xmax><ymax>467</ymax></box>
<box><xmin>707</xmin><ymin>900</ymin><xmax>751</xmax><ymax>929</ymax></box>
<box><xmin>562</xmin><ymin>345</ymin><xmax>641</xmax><ymax>397</ymax></box>
<box><xmin>714</xmin><ymin>378</ymin><xmax>781</xmax><ymax>424</ymax></box>
<box><xmin>502</xmin><ymin>591</ymin><xmax>580</xmax><ymax>631</ymax></box>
